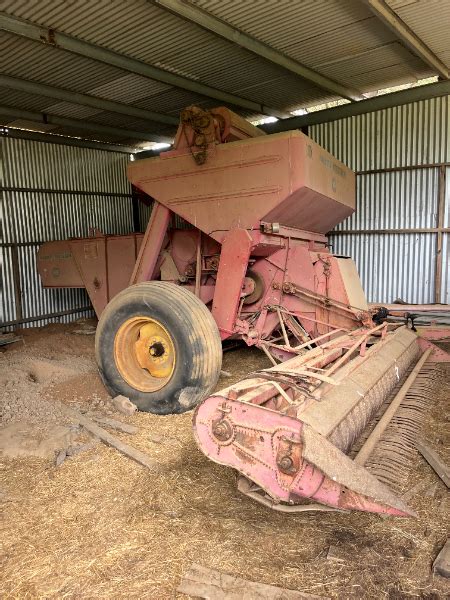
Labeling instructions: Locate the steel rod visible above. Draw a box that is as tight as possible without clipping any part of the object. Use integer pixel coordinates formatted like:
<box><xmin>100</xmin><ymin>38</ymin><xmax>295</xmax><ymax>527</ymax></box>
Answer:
<box><xmin>262</xmin><ymin>80</ymin><xmax>450</xmax><ymax>132</ymax></box>
<box><xmin>356</xmin><ymin>162</ymin><xmax>450</xmax><ymax>175</ymax></box>
<box><xmin>354</xmin><ymin>348</ymin><xmax>432</xmax><ymax>466</ymax></box>
<box><xmin>195</xmin><ymin>230</ymin><xmax>202</xmax><ymax>298</ymax></box>
<box><xmin>1</xmin><ymin>306</ymin><xmax>93</xmax><ymax>328</ymax></box>
<box><xmin>435</xmin><ymin>166</ymin><xmax>446</xmax><ymax>303</ymax></box>
<box><xmin>10</xmin><ymin>245</ymin><xmax>23</xmax><ymax>326</ymax></box>
<box><xmin>331</xmin><ymin>227</ymin><xmax>450</xmax><ymax>235</ymax></box>
<box><xmin>2</xmin><ymin>127</ymin><xmax>135</xmax><ymax>154</ymax></box>
<box><xmin>1</xmin><ymin>186</ymin><xmax>132</xmax><ymax>198</ymax></box>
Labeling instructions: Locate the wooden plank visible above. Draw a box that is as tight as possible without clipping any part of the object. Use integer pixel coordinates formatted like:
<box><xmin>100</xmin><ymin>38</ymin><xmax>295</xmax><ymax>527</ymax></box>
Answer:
<box><xmin>433</xmin><ymin>539</ymin><xmax>450</xmax><ymax>578</ymax></box>
<box><xmin>0</xmin><ymin>334</ymin><xmax>21</xmax><ymax>346</ymax></box>
<box><xmin>58</xmin><ymin>403</ymin><xmax>158</xmax><ymax>471</ymax></box>
<box><xmin>416</xmin><ymin>440</ymin><xmax>450</xmax><ymax>488</ymax></box>
<box><xmin>91</xmin><ymin>415</ymin><xmax>138</xmax><ymax>435</ymax></box>
<box><xmin>177</xmin><ymin>563</ymin><xmax>327</xmax><ymax>599</ymax></box>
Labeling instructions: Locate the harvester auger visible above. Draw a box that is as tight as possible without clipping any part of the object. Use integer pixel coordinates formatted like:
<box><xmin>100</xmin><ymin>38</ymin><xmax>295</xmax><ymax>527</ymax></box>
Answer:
<box><xmin>37</xmin><ymin>105</ymin><xmax>450</xmax><ymax>516</ymax></box>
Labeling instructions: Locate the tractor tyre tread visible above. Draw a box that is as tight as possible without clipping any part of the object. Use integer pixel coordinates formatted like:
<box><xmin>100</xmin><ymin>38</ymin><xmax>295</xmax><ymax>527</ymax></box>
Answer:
<box><xmin>95</xmin><ymin>282</ymin><xmax>222</xmax><ymax>414</ymax></box>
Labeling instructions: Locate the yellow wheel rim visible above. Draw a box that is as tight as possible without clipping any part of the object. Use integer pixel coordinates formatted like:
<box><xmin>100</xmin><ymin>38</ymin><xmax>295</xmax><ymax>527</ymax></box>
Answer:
<box><xmin>114</xmin><ymin>316</ymin><xmax>176</xmax><ymax>393</ymax></box>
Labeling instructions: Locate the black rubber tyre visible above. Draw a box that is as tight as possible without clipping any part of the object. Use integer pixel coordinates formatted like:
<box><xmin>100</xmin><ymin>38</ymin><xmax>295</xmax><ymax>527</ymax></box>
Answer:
<box><xmin>95</xmin><ymin>282</ymin><xmax>222</xmax><ymax>414</ymax></box>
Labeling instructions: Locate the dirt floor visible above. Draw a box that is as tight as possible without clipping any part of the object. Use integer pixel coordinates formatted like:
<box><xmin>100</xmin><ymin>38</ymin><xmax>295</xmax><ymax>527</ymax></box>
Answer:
<box><xmin>1</xmin><ymin>320</ymin><xmax>449</xmax><ymax>599</ymax></box>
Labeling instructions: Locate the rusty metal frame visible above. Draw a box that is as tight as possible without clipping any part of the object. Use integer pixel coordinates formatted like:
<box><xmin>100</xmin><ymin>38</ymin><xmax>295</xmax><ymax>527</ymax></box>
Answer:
<box><xmin>1</xmin><ymin>186</ymin><xmax>132</xmax><ymax>199</ymax></box>
<box><xmin>1</xmin><ymin>241</ymin><xmax>94</xmax><ymax>330</ymax></box>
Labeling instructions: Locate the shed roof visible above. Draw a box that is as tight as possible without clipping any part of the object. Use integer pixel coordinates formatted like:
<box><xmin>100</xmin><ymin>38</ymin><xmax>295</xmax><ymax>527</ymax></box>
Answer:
<box><xmin>0</xmin><ymin>0</ymin><xmax>449</xmax><ymax>150</ymax></box>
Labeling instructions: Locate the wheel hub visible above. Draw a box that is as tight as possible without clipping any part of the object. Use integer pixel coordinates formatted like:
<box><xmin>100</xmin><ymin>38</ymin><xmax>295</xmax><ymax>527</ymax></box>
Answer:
<box><xmin>114</xmin><ymin>317</ymin><xmax>176</xmax><ymax>392</ymax></box>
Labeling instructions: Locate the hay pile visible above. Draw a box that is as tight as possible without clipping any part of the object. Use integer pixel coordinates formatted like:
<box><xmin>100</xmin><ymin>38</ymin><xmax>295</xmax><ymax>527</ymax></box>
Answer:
<box><xmin>1</xmin><ymin>324</ymin><xmax>449</xmax><ymax>598</ymax></box>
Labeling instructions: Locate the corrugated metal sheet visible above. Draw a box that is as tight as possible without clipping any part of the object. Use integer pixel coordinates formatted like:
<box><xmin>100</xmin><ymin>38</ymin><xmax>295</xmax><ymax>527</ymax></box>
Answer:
<box><xmin>1</xmin><ymin>32</ymin><xmax>127</xmax><ymax>93</ymax></box>
<box><xmin>311</xmin><ymin>96</ymin><xmax>450</xmax><ymax>170</ymax></box>
<box><xmin>442</xmin><ymin>234</ymin><xmax>450</xmax><ymax>304</ymax></box>
<box><xmin>335</xmin><ymin>168</ymin><xmax>439</xmax><ymax>231</ymax></box>
<box><xmin>2</xmin><ymin>0</ymin><xmax>449</xmax><ymax>147</ymax></box>
<box><xmin>311</xmin><ymin>95</ymin><xmax>450</xmax><ymax>304</ymax></box>
<box><xmin>387</xmin><ymin>0</ymin><xmax>450</xmax><ymax>62</ymax></box>
<box><xmin>1</xmin><ymin>136</ymin><xmax>133</xmax><ymax>329</ymax></box>
<box><xmin>0</xmin><ymin>2</ymin><xmax>291</xmax><ymax>116</ymax></box>
<box><xmin>329</xmin><ymin>233</ymin><xmax>437</xmax><ymax>304</ymax></box>
<box><xmin>192</xmin><ymin>0</ymin><xmax>432</xmax><ymax>84</ymax></box>
<box><xmin>2</xmin><ymin>137</ymin><xmax>131</xmax><ymax>193</ymax></box>
<box><xmin>0</xmin><ymin>247</ymin><xmax>16</xmax><ymax>325</ymax></box>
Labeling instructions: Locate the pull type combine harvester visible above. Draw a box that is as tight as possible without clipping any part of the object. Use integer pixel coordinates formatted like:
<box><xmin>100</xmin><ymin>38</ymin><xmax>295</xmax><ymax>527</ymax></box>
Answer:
<box><xmin>38</xmin><ymin>106</ymin><xmax>450</xmax><ymax>517</ymax></box>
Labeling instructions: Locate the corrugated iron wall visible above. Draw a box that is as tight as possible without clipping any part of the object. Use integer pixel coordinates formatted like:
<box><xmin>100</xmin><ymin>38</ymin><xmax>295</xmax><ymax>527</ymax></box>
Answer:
<box><xmin>1</xmin><ymin>136</ymin><xmax>132</xmax><ymax>329</ymax></box>
<box><xmin>310</xmin><ymin>95</ymin><xmax>450</xmax><ymax>304</ymax></box>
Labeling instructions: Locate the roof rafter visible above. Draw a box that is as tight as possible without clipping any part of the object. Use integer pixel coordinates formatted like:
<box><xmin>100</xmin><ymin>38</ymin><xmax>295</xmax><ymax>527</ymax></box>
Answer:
<box><xmin>0</xmin><ymin>75</ymin><xmax>177</xmax><ymax>137</ymax></box>
<box><xmin>152</xmin><ymin>0</ymin><xmax>363</xmax><ymax>102</ymax></box>
<box><xmin>0</xmin><ymin>104</ymin><xmax>169</xmax><ymax>144</ymax></box>
<box><xmin>262</xmin><ymin>79</ymin><xmax>450</xmax><ymax>132</ymax></box>
<box><xmin>0</xmin><ymin>12</ymin><xmax>289</xmax><ymax>118</ymax></box>
<box><xmin>1</xmin><ymin>128</ymin><xmax>135</xmax><ymax>153</ymax></box>
<box><xmin>363</xmin><ymin>0</ymin><xmax>449</xmax><ymax>79</ymax></box>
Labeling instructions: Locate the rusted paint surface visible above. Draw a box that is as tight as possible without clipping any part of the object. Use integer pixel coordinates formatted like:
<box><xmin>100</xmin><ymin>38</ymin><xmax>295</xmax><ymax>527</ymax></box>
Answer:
<box><xmin>128</xmin><ymin>128</ymin><xmax>355</xmax><ymax>240</ymax></box>
<box><xmin>193</xmin><ymin>390</ymin><xmax>414</xmax><ymax>516</ymax></box>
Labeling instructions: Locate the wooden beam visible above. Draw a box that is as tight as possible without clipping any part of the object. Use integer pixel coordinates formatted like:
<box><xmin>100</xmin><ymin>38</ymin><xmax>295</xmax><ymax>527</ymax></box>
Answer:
<box><xmin>58</xmin><ymin>403</ymin><xmax>158</xmax><ymax>471</ymax></box>
<box><xmin>177</xmin><ymin>563</ymin><xmax>326</xmax><ymax>599</ymax></box>
<box><xmin>416</xmin><ymin>439</ymin><xmax>450</xmax><ymax>488</ymax></box>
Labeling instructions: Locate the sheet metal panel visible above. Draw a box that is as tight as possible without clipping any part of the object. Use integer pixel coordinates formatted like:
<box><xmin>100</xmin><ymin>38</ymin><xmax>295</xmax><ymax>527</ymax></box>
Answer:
<box><xmin>335</xmin><ymin>168</ymin><xmax>439</xmax><ymax>231</ymax></box>
<box><xmin>3</xmin><ymin>0</ymin><xmax>447</xmax><ymax>143</ymax></box>
<box><xmin>2</xmin><ymin>137</ymin><xmax>131</xmax><ymax>193</ymax></box>
<box><xmin>191</xmin><ymin>0</ymin><xmax>432</xmax><ymax>88</ymax></box>
<box><xmin>386</xmin><ymin>0</ymin><xmax>450</xmax><ymax>66</ymax></box>
<box><xmin>311</xmin><ymin>96</ymin><xmax>449</xmax><ymax>170</ymax></box>
<box><xmin>17</xmin><ymin>244</ymin><xmax>93</xmax><ymax>326</ymax></box>
<box><xmin>329</xmin><ymin>233</ymin><xmax>436</xmax><ymax>304</ymax></box>
<box><xmin>1</xmin><ymin>136</ymin><xmax>132</xmax><ymax>329</ymax></box>
<box><xmin>311</xmin><ymin>96</ymin><xmax>449</xmax><ymax>304</ymax></box>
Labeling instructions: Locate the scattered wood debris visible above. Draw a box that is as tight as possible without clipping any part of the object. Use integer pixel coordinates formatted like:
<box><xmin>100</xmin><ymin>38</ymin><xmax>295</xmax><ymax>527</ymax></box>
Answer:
<box><xmin>433</xmin><ymin>539</ymin><xmax>450</xmax><ymax>578</ymax></box>
<box><xmin>72</xmin><ymin>328</ymin><xmax>96</xmax><ymax>335</ymax></box>
<box><xmin>66</xmin><ymin>440</ymin><xmax>98</xmax><ymax>457</ymax></box>
<box><xmin>177</xmin><ymin>563</ymin><xmax>326</xmax><ymax>599</ymax></box>
<box><xmin>416</xmin><ymin>439</ymin><xmax>449</xmax><ymax>488</ymax></box>
<box><xmin>55</xmin><ymin>449</ymin><xmax>67</xmax><ymax>467</ymax></box>
<box><xmin>220</xmin><ymin>369</ymin><xmax>232</xmax><ymax>378</ymax></box>
<box><xmin>91</xmin><ymin>415</ymin><xmax>138</xmax><ymax>435</ymax></box>
<box><xmin>326</xmin><ymin>545</ymin><xmax>346</xmax><ymax>563</ymax></box>
<box><xmin>57</xmin><ymin>403</ymin><xmax>158</xmax><ymax>471</ymax></box>
<box><xmin>112</xmin><ymin>395</ymin><xmax>137</xmax><ymax>416</ymax></box>
<box><xmin>55</xmin><ymin>440</ymin><xmax>99</xmax><ymax>467</ymax></box>
<box><xmin>0</xmin><ymin>333</ymin><xmax>22</xmax><ymax>346</ymax></box>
